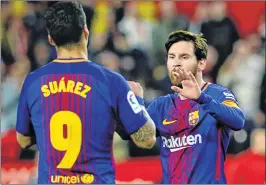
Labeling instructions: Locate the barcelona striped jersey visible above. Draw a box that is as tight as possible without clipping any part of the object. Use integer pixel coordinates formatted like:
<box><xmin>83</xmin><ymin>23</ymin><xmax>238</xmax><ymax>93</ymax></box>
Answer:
<box><xmin>146</xmin><ymin>83</ymin><xmax>245</xmax><ymax>183</ymax></box>
<box><xmin>16</xmin><ymin>58</ymin><xmax>148</xmax><ymax>184</ymax></box>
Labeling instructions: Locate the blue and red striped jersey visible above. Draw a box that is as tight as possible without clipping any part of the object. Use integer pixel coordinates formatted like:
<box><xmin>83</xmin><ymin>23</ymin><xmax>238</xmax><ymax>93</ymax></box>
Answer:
<box><xmin>16</xmin><ymin>58</ymin><xmax>148</xmax><ymax>184</ymax></box>
<box><xmin>147</xmin><ymin>83</ymin><xmax>245</xmax><ymax>184</ymax></box>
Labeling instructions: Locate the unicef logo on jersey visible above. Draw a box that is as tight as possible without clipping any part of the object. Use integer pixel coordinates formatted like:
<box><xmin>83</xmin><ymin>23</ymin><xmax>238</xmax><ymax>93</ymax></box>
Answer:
<box><xmin>127</xmin><ymin>91</ymin><xmax>142</xmax><ymax>114</ymax></box>
<box><xmin>50</xmin><ymin>173</ymin><xmax>94</xmax><ymax>184</ymax></box>
<box><xmin>161</xmin><ymin>134</ymin><xmax>202</xmax><ymax>152</ymax></box>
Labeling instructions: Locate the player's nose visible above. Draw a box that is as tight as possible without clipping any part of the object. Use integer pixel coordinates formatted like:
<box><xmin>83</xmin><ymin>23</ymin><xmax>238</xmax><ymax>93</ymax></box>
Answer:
<box><xmin>173</xmin><ymin>64</ymin><xmax>182</xmax><ymax>71</ymax></box>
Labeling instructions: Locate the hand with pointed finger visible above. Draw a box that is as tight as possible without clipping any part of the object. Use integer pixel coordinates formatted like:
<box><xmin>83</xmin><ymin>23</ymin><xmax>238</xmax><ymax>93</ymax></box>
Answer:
<box><xmin>127</xmin><ymin>81</ymin><xmax>144</xmax><ymax>98</ymax></box>
<box><xmin>171</xmin><ymin>69</ymin><xmax>201</xmax><ymax>100</ymax></box>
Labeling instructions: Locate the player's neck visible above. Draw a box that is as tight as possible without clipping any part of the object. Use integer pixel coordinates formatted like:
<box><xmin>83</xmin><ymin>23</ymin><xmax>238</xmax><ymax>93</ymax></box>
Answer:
<box><xmin>56</xmin><ymin>45</ymin><xmax>88</xmax><ymax>60</ymax></box>
<box><xmin>196</xmin><ymin>72</ymin><xmax>206</xmax><ymax>90</ymax></box>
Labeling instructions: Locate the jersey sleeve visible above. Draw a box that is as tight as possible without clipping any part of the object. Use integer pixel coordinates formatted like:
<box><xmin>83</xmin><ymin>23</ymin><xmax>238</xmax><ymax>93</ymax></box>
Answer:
<box><xmin>112</xmin><ymin>74</ymin><xmax>148</xmax><ymax>134</ymax></box>
<box><xmin>147</xmin><ymin>100</ymin><xmax>159</xmax><ymax>127</ymax></box>
<box><xmin>147</xmin><ymin>99</ymin><xmax>161</xmax><ymax>137</ymax></box>
<box><xmin>16</xmin><ymin>76</ymin><xmax>34</xmax><ymax>136</ymax></box>
<box><xmin>219</xmin><ymin>90</ymin><xmax>238</xmax><ymax>106</ymax></box>
<box><xmin>195</xmin><ymin>90</ymin><xmax>245</xmax><ymax>131</ymax></box>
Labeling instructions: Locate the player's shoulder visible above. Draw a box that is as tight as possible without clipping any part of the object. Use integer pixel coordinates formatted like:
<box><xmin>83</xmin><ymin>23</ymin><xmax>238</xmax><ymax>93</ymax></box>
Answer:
<box><xmin>148</xmin><ymin>94</ymin><xmax>172</xmax><ymax>108</ymax></box>
<box><xmin>207</xmin><ymin>83</ymin><xmax>230</xmax><ymax>93</ymax></box>
<box><xmin>23</xmin><ymin>62</ymin><xmax>53</xmax><ymax>85</ymax></box>
<box><xmin>99</xmin><ymin>64</ymin><xmax>124</xmax><ymax>80</ymax></box>
<box><xmin>206</xmin><ymin>83</ymin><xmax>236</xmax><ymax>101</ymax></box>
<box><xmin>88</xmin><ymin>62</ymin><xmax>124</xmax><ymax>81</ymax></box>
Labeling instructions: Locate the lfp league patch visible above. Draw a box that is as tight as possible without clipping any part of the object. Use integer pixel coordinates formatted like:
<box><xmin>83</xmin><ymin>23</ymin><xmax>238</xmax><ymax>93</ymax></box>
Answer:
<box><xmin>127</xmin><ymin>91</ymin><xmax>142</xmax><ymax>114</ymax></box>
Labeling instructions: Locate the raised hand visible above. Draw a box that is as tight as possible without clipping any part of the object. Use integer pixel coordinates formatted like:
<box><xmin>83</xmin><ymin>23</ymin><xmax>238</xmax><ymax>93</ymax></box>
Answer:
<box><xmin>127</xmin><ymin>81</ymin><xmax>144</xmax><ymax>98</ymax></box>
<box><xmin>171</xmin><ymin>68</ymin><xmax>201</xmax><ymax>100</ymax></box>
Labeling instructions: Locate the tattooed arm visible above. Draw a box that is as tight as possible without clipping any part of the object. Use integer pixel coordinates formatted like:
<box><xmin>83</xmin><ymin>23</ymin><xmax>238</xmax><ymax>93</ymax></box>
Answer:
<box><xmin>130</xmin><ymin>106</ymin><xmax>156</xmax><ymax>149</ymax></box>
<box><xmin>114</xmin><ymin>77</ymin><xmax>156</xmax><ymax>149</ymax></box>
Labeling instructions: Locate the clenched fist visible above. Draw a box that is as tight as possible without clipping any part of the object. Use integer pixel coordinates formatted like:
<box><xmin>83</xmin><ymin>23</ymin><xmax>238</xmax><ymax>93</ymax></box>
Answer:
<box><xmin>127</xmin><ymin>81</ymin><xmax>144</xmax><ymax>98</ymax></box>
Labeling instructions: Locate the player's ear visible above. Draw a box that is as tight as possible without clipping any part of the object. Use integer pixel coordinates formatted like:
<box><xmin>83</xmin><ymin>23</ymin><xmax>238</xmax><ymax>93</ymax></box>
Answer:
<box><xmin>48</xmin><ymin>35</ymin><xmax>56</xmax><ymax>46</ymax></box>
<box><xmin>83</xmin><ymin>25</ymin><xmax>89</xmax><ymax>40</ymax></box>
<box><xmin>198</xmin><ymin>59</ymin><xmax>206</xmax><ymax>71</ymax></box>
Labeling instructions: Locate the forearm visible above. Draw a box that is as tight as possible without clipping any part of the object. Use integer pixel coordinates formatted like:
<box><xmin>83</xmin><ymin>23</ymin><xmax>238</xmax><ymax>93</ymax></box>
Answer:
<box><xmin>195</xmin><ymin>92</ymin><xmax>245</xmax><ymax>131</ymax></box>
<box><xmin>116</xmin><ymin>97</ymin><xmax>160</xmax><ymax>140</ymax></box>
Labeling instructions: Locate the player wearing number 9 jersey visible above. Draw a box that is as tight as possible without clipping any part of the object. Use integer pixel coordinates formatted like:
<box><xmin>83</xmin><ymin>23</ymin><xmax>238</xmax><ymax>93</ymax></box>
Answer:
<box><xmin>15</xmin><ymin>2</ymin><xmax>156</xmax><ymax>184</ymax></box>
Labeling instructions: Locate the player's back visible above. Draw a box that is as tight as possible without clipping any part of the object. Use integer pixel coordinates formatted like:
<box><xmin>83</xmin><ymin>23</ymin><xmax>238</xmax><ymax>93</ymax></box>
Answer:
<box><xmin>26</xmin><ymin>59</ymin><xmax>121</xmax><ymax>184</ymax></box>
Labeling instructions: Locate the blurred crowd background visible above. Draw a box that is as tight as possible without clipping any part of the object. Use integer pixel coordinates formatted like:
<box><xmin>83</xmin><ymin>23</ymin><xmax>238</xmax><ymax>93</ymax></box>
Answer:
<box><xmin>1</xmin><ymin>1</ymin><xmax>265</xmax><ymax>184</ymax></box>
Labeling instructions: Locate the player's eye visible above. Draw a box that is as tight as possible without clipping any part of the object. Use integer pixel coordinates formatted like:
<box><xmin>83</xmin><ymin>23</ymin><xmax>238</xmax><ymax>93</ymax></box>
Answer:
<box><xmin>168</xmin><ymin>55</ymin><xmax>175</xmax><ymax>59</ymax></box>
<box><xmin>181</xmin><ymin>55</ymin><xmax>189</xmax><ymax>60</ymax></box>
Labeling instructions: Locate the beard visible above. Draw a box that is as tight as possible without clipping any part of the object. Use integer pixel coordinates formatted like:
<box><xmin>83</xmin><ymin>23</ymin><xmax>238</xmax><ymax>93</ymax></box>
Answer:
<box><xmin>169</xmin><ymin>65</ymin><xmax>198</xmax><ymax>87</ymax></box>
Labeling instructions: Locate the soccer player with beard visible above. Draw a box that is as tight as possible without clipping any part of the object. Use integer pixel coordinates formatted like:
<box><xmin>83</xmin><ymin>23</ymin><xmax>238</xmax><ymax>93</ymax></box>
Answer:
<box><xmin>124</xmin><ymin>30</ymin><xmax>245</xmax><ymax>183</ymax></box>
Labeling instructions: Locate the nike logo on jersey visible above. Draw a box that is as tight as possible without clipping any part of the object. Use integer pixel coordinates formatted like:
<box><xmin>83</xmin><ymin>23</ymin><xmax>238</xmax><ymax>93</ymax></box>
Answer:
<box><xmin>161</xmin><ymin>134</ymin><xmax>202</xmax><ymax>152</ymax></box>
<box><xmin>163</xmin><ymin>119</ymin><xmax>177</xmax><ymax>125</ymax></box>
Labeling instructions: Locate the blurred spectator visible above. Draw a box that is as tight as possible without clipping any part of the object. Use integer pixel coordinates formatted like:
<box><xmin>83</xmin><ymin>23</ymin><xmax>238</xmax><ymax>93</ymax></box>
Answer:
<box><xmin>231</xmin><ymin>128</ymin><xmax>265</xmax><ymax>184</ymax></box>
<box><xmin>118</xmin><ymin>2</ymin><xmax>154</xmax><ymax>52</ymax></box>
<box><xmin>259</xmin><ymin>65</ymin><xmax>266</xmax><ymax>125</ymax></box>
<box><xmin>113</xmin><ymin>132</ymin><xmax>129</xmax><ymax>163</ymax></box>
<box><xmin>92</xmin><ymin>31</ymin><xmax>151</xmax><ymax>83</ymax></box>
<box><xmin>113</xmin><ymin>32</ymin><xmax>151</xmax><ymax>81</ymax></box>
<box><xmin>152</xmin><ymin>1</ymin><xmax>189</xmax><ymax>66</ymax></box>
<box><xmin>2</xmin><ymin>15</ymin><xmax>29</xmax><ymax>62</ymax></box>
<box><xmin>89</xmin><ymin>33</ymin><xmax>108</xmax><ymax>56</ymax></box>
<box><xmin>90</xmin><ymin>2</ymin><xmax>109</xmax><ymax>35</ymax></box>
<box><xmin>105</xmin><ymin>9</ymin><xmax>120</xmax><ymax>51</ymax></box>
<box><xmin>258</xmin><ymin>15</ymin><xmax>265</xmax><ymax>117</ymax></box>
<box><xmin>217</xmin><ymin>34</ymin><xmax>265</xmax><ymax>153</ymax></box>
<box><xmin>1</xmin><ymin>59</ymin><xmax>7</xmax><ymax>80</ymax></box>
<box><xmin>258</xmin><ymin>14</ymin><xmax>265</xmax><ymax>55</ymax></box>
<box><xmin>1</xmin><ymin>59</ymin><xmax>31</xmax><ymax>133</ymax></box>
<box><xmin>1</xmin><ymin>47</ymin><xmax>16</xmax><ymax>66</ymax></box>
<box><xmin>218</xmin><ymin>34</ymin><xmax>265</xmax><ymax>125</ymax></box>
<box><xmin>33</xmin><ymin>39</ymin><xmax>51</xmax><ymax>68</ymax></box>
<box><xmin>258</xmin><ymin>14</ymin><xmax>265</xmax><ymax>40</ymax></box>
<box><xmin>203</xmin><ymin>45</ymin><xmax>218</xmax><ymax>82</ymax></box>
<box><xmin>96</xmin><ymin>50</ymin><xmax>121</xmax><ymax>73</ymax></box>
<box><xmin>23</xmin><ymin>2</ymin><xmax>49</xmax><ymax>70</ymax></box>
<box><xmin>188</xmin><ymin>2</ymin><xmax>209</xmax><ymax>33</ymax></box>
<box><xmin>201</xmin><ymin>1</ymin><xmax>239</xmax><ymax>82</ymax></box>
<box><xmin>148</xmin><ymin>64</ymin><xmax>172</xmax><ymax>95</ymax></box>
<box><xmin>137</xmin><ymin>2</ymin><xmax>157</xmax><ymax>23</ymax></box>
<box><xmin>110</xmin><ymin>0</ymin><xmax>125</xmax><ymax>25</ymax></box>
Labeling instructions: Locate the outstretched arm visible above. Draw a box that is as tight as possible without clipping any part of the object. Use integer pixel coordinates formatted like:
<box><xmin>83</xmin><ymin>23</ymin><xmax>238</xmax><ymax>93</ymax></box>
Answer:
<box><xmin>195</xmin><ymin>91</ymin><xmax>245</xmax><ymax>130</ymax></box>
<box><xmin>114</xmin><ymin>76</ymin><xmax>156</xmax><ymax>149</ymax></box>
<box><xmin>115</xmin><ymin>81</ymin><xmax>160</xmax><ymax>141</ymax></box>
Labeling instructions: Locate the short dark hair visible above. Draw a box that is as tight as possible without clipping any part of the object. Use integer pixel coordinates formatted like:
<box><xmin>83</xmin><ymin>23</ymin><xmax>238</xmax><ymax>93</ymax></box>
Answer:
<box><xmin>165</xmin><ymin>30</ymin><xmax>208</xmax><ymax>61</ymax></box>
<box><xmin>44</xmin><ymin>2</ymin><xmax>86</xmax><ymax>47</ymax></box>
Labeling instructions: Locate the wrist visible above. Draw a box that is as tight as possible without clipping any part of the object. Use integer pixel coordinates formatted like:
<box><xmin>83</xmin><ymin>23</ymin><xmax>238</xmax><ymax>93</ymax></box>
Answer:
<box><xmin>194</xmin><ymin>92</ymin><xmax>211</xmax><ymax>104</ymax></box>
<box><xmin>136</xmin><ymin>96</ymin><xmax>145</xmax><ymax>106</ymax></box>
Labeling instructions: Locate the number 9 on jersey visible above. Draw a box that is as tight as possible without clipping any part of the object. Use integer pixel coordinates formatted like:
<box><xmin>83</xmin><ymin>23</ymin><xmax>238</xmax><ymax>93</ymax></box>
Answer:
<box><xmin>50</xmin><ymin>111</ymin><xmax>82</xmax><ymax>169</ymax></box>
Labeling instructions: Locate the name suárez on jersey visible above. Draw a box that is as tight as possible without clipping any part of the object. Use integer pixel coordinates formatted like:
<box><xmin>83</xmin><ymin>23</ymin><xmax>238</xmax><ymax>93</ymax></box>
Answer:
<box><xmin>161</xmin><ymin>134</ymin><xmax>202</xmax><ymax>152</ymax></box>
<box><xmin>41</xmin><ymin>77</ymin><xmax>91</xmax><ymax>98</ymax></box>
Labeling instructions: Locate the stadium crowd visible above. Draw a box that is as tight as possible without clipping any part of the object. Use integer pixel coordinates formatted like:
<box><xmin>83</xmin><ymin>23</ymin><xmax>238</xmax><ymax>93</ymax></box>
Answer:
<box><xmin>1</xmin><ymin>1</ymin><xmax>265</xmax><ymax>184</ymax></box>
